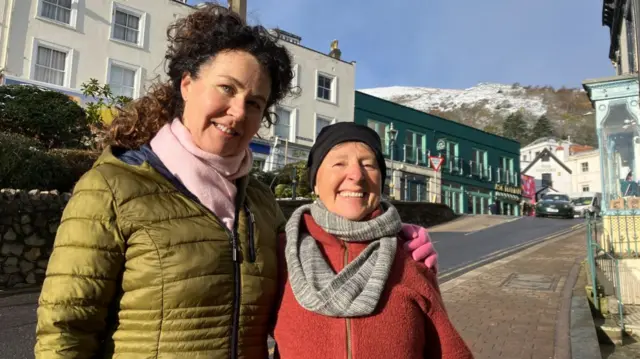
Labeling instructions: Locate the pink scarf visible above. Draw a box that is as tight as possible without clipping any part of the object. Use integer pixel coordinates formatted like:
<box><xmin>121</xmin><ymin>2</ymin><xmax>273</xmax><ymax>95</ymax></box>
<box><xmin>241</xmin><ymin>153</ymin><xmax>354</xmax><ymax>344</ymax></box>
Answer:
<box><xmin>150</xmin><ymin>119</ymin><xmax>253</xmax><ymax>230</ymax></box>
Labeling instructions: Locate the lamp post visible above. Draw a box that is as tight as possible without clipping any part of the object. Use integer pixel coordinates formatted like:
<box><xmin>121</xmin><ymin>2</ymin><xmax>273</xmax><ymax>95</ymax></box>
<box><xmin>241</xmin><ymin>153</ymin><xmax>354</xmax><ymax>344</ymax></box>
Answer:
<box><xmin>387</xmin><ymin>122</ymin><xmax>398</xmax><ymax>199</ymax></box>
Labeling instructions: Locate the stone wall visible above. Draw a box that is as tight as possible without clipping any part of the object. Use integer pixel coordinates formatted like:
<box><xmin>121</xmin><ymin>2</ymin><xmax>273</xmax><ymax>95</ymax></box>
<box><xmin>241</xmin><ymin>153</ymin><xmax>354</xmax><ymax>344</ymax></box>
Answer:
<box><xmin>277</xmin><ymin>200</ymin><xmax>457</xmax><ymax>228</ymax></box>
<box><xmin>0</xmin><ymin>190</ymin><xmax>456</xmax><ymax>289</ymax></box>
<box><xmin>0</xmin><ymin>189</ymin><xmax>69</xmax><ymax>289</ymax></box>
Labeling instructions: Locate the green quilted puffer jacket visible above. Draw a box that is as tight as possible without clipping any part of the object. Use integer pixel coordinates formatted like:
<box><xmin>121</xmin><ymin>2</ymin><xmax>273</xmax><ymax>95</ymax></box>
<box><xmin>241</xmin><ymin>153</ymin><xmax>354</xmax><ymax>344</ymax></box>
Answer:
<box><xmin>35</xmin><ymin>146</ymin><xmax>285</xmax><ymax>359</ymax></box>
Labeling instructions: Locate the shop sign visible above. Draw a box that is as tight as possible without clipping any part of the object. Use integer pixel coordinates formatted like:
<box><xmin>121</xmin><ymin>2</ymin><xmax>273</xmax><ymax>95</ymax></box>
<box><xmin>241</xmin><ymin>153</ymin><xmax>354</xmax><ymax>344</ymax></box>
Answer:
<box><xmin>436</xmin><ymin>139</ymin><xmax>446</xmax><ymax>151</ymax></box>
<box><xmin>495</xmin><ymin>183</ymin><xmax>522</xmax><ymax>195</ymax></box>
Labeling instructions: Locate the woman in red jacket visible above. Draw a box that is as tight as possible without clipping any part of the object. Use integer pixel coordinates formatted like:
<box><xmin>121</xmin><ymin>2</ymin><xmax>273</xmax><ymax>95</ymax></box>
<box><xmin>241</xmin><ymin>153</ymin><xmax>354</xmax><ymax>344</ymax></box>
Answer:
<box><xmin>273</xmin><ymin>122</ymin><xmax>473</xmax><ymax>359</ymax></box>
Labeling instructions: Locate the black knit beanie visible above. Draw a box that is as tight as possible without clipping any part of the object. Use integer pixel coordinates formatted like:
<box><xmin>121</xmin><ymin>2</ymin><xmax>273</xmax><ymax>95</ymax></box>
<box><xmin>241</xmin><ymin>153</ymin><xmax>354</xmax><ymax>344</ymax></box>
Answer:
<box><xmin>307</xmin><ymin>122</ymin><xmax>387</xmax><ymax>190</ymax></box>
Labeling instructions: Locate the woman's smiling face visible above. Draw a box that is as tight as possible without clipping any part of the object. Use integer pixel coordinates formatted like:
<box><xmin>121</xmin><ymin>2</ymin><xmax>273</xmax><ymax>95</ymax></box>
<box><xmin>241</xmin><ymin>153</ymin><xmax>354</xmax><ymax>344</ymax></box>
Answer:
<box><xmin>314</xmin><ymin>142</ymin><xmax>382</xmax><ymax>221</ymax></box>
<box><xmin>180</xmin><ymin>50</ymin><xmax>271</xmax><ymax>157</ymax></box>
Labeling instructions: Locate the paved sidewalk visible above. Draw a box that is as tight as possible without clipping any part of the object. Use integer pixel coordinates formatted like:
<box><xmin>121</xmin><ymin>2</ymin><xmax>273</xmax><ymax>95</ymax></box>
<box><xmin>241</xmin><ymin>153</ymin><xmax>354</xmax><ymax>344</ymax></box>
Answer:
<box><xmin>440</xmin><ymin>230</ymin><xmax>586</xmax><ymax>359</ymax></box>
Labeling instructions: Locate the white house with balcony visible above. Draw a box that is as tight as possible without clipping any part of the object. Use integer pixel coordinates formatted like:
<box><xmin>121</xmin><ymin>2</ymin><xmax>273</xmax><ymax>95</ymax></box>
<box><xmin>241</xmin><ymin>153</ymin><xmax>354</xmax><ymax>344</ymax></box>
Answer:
<box><xmin>0</xmin><ymin>0</ymin><xmax>194</xmax><ymax>100</ymax></box>
<box><xmin>254</xmin><ymin>29</ymin><xmax>356</xmax><ymax>172</ymax></box>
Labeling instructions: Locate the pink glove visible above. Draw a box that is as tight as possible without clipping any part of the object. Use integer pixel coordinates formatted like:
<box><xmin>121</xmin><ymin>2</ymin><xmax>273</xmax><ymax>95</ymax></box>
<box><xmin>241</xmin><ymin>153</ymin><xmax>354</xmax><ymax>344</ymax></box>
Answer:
<box><xmin>399</xmin><ymin>223</ymin><xmax>438</xmax><ymax>274</ymax></box>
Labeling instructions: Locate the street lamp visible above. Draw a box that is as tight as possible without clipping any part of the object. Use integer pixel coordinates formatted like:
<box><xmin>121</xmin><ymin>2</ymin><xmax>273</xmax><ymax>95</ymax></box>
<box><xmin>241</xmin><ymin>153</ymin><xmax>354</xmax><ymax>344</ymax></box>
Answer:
<box><xmin>387</xmin><ymin>122</ymin><xmax>398</xmax><ymax>199</ymax></box>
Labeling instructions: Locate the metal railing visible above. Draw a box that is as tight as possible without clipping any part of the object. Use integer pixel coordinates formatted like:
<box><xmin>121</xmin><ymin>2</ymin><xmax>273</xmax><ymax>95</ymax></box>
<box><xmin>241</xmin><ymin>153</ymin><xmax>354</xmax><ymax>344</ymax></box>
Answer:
<box><xmin>402</xmin><ymin>145</ymin><xmax>427</xmax><ymax>165</ymax></box>
<box><xmin>586</xmin><ymin>213</ymin><xmax>625</xmax><ymax>331</ymax></box>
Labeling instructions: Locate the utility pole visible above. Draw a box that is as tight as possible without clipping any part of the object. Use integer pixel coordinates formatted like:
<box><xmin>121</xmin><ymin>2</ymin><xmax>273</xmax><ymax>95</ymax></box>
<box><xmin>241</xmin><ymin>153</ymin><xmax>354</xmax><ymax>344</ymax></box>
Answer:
<box><xmin>228</xmin><ymin>0</ymin><xmax>247</xmax><ymax>22</ymax></box>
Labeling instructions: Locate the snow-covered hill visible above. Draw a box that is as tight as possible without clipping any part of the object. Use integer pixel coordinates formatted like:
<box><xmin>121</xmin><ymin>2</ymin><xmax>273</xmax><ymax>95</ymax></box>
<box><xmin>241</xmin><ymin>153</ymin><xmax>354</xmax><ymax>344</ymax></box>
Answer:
<box><xmin>360</xmin><ymin>83</ymin><xmax>548</xmax><ymax>118</ymax></box>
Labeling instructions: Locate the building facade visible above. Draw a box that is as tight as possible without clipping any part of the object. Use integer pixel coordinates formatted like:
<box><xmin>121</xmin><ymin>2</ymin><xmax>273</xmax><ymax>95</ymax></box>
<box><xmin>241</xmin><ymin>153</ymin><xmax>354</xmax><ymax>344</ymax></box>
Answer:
<box><xmin>256</xmin><ymin>30</ymin><xmax>356</xmax><ymax>172</ymax></box>
<box><xmin>355</xmin><ymin>91</ymin><xmax>522</xmax><ymax>215</ymax></box>
<box><xmin>0</xmin><ymin>0</ymin><xmax>193</xmax><ymax>101</ymax></box>
<box><xmin>566</xmin><ymin>149</ymin><xmax>602</xmax><ymax>193</ymax></box>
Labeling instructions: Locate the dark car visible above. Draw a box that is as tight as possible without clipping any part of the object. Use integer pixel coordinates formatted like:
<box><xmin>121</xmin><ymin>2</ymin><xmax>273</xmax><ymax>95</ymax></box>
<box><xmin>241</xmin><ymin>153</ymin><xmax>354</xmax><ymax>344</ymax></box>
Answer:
<box><xmin>535</xmin><ymin>193</ymin><xmax>575</xmax><ymax>219</ymax></box>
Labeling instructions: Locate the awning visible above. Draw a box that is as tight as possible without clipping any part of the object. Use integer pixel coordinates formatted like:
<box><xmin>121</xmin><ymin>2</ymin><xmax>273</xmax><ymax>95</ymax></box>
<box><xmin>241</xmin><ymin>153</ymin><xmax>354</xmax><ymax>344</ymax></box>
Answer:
<box><xmin>495</xmin><ymin>191</ymin><xmax>521</xmax><ymax>202</ymax></box>
<box><xmin>250</xmin><ymin>142</ymin><xmax>270</xmax><ymax>155</ymax></box>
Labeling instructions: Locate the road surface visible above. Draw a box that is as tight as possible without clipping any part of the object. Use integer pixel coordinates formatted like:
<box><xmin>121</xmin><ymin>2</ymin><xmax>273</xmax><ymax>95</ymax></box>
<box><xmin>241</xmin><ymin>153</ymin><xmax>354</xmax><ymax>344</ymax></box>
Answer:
<box><xmin>0</xmin><ymin>216</ymin><xmax>584</xmax><ymax>359</ymax></box>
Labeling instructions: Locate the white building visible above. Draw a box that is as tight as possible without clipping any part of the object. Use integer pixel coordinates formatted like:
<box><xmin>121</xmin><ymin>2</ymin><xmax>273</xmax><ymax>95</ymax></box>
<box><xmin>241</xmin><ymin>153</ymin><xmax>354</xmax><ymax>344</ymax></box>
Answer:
<box><xmin>255</xmin><ymin>29</ymin><xmax>356</xmax><ymax>172</ymax></box>
<box><xmin>521</xmin><ymin>137</ymin><xmax>601</xmax><ymax>196</ymax></box>
<box><xmin>566</xmin><ymin>149</ymin><xmax>602</xmax><ymax>193</ymax></box>
<box><xmin>0</xmin><ymin>0</ymin><xmax>194</xmax><ymax>100</ymax></box>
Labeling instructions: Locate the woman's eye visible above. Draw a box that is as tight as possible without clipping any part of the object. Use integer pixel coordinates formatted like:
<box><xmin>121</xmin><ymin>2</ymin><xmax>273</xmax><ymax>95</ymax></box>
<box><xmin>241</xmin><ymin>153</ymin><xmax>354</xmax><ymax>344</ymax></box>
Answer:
<box><xmin>333</xmin><ymin>162</ymin><xmax>345</xmax><ymax>167</ymax></box>
<box><xmin>220</xmin><ymin>85</ymin><xmax>234</xmax><ymax>94</ymax></box>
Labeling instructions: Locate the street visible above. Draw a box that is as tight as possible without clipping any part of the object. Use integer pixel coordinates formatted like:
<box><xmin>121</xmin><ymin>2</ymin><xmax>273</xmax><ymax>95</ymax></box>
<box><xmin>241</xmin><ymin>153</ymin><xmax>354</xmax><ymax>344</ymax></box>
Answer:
<box><xmin>0</xmin><ymin>216</ymin><xmax>583</xmax><ymax>358</ymax></box>
<box><xmin>433</xmin><ymin>215</ymin><xmax>583</xmax><ymax>282</ymax></box>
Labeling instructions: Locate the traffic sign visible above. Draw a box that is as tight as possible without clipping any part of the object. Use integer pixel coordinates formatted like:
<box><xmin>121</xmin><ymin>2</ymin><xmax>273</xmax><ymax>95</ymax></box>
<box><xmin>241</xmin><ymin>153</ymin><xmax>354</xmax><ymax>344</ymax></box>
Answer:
<box><xmin>429</xmin><ymin>156</ymin><xmax>443</xmax><ymax>172</ymax></box>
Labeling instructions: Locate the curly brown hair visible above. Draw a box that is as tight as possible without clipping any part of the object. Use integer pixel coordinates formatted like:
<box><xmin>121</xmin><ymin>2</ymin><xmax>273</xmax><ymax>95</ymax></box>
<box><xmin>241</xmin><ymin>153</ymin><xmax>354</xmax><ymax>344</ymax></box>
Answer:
<box><xmin>107</xmin><ymin>4</ymin><xmax>294</xmax><ymax>149</ymax></box>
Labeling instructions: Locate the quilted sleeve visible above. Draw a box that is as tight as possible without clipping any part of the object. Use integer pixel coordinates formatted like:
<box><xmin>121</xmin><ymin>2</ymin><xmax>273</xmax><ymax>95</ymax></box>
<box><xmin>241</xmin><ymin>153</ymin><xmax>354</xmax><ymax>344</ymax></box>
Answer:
<box><xmin>35</xmin><ymin>167</ymin><xmax>126</xmax><ymax>359</ymax></box>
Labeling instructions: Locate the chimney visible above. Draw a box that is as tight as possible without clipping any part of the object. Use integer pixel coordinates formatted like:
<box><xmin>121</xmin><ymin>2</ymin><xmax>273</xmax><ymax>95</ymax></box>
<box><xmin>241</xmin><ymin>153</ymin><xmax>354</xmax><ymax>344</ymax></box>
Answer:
<box><xmin>228</xmin><ymin>0</ymin><xmax>247</xmax><ymax>22</ymax></box>
<box><xmin>329</xmin><ymin>40</ymin><xmax>342</xmax><ymax>60</ymax></box>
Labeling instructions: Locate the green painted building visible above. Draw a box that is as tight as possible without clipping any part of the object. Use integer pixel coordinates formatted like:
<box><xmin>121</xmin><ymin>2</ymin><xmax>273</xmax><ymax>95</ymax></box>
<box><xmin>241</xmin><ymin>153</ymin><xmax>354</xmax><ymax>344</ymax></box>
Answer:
<box><xmin>355</xmin><ymin>91</ymin><xmax>523</xmax><ymax>215</ymax></box>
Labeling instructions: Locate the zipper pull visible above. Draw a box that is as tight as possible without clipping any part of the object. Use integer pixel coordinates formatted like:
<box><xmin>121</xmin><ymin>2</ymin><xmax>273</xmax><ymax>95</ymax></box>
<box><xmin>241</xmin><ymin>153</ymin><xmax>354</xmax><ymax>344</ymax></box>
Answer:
<box><xmin>232</xmin><ymin>234</ymin><xmax>239</xmax><ymax>262</ymax></box>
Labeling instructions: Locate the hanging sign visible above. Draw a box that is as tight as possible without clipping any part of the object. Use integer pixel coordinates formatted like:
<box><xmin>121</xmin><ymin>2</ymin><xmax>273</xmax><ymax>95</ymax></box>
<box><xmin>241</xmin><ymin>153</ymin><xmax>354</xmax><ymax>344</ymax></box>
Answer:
<box><xmin>436</xmin><ymin>139</ymin><xmax>446</xmax><ymax>151</ymax></box>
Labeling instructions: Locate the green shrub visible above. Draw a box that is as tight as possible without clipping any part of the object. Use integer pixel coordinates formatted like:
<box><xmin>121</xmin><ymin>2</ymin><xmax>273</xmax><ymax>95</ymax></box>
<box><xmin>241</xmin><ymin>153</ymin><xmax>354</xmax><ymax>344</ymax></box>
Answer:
<box><xmin>49</xmin><ymin>148</ymin><xmax>100</xmax><ymax>182</ymax></box>
<box><xmin>0</xmin><ymin>85</ymin><xmax>90</xmax><ymax>149</ymax></box>
<box><xmin>0</xmin><ymin>132</ymin><xmax>98</xmax><ymax>191</ymax></box>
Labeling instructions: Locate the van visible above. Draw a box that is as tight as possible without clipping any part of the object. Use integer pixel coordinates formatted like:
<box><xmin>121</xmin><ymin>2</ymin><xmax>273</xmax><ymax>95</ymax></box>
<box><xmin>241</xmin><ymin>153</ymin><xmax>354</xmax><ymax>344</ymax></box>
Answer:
<box><xmin>569</xmin><ymin>192</ymin><xmax>602</xmax><ymax>218</ymax></box>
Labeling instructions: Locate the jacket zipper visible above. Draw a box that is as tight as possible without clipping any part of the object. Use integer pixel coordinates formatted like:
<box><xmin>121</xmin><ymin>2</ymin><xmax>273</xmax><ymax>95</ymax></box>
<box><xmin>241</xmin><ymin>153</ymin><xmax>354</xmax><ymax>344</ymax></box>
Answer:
<box><xmin>343</xmin><ymin>245</ymin><xmax>352</xmax><ymax>359</ymax></box>
<box><xmin>140</xmin><ymin>148</ymin><xmax>243</xmax><ymax>358</ymax></box>
<box><xmin>245</xmin><ymin>205</ymin><xmax>256</xmax><ymax>263</ymax></box>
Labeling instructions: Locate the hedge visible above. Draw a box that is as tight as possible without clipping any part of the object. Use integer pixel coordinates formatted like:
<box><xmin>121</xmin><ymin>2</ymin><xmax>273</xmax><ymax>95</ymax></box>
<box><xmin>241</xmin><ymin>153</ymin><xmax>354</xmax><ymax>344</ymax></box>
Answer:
<box><xmin>0</xmin><ymin>85</ymin><xmax>90</xmax><ymax>149</ymax></box>
<box><xmin>0</xmin><ymin>132</ymin><xmax>99</xmax><ymax>192</ymax></box>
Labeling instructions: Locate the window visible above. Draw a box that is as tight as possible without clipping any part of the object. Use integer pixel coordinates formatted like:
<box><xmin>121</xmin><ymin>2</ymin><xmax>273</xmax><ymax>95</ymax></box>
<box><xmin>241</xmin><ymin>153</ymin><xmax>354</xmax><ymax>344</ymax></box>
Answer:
<box><xmin>39</xmin><ymin>0</ymin><xmax>72</xmax><ymax>25</ymax></box>
<box><xmin>405</xmin><ymin>130</ymin><xmax>426</xmax><ymax>163</ymax></box>
<box><xmin>317</xmin><ymin>73</ymin><xmax>333</xmax><ymax>101</ymax></box>
<box><xmin>108</xmin><ymin>63</ymin><xmax>137</xmax><ymax>98</ymax></box>
<box><xmin>367</xmin><ymin>120</ymin><xmax>389</xmax><ymax>154</ymax></box>
<box><xmin>582</xmin><ymin>185</ymin><xmax>590</xmax><ymax>192</ymax></box>
<box><xmin>473</xmin><ymin>149</ymin><xmax>488</xmax><ymax>176</ymax></box>
<box><xmin>523</xmin><ymin>155</ymin><xmax>527</xmax><ymax>162</ymax></box>
<box><xmin>541</xmin><ymin>152</ymin><xmax>549</xmax><ymax>162</ymax></box>
<box><xmin>252</xmin><ymin>159</ymin><xmax>265</xmax><ymax>171</ymax></box>
<box><xmin>111</xmin><ymin>4</ymin><xmax>145</xmax><ymax>46</ymax></box>
<box><xmin>542</xmin><ymin>173</ymin><xmax>553</xmax><ymax>187</ymax></box>
<box><xmin>627</xmin><ymin>6</ymin><xmax>636</xmax><ymax>72</ymax></box>
<box><xmin>581</xmin><ymin>162</ymin><xmax>589</xmax><ymax>172</ymax></box>
<box><xmin>315</xmin><ymin>115</ymin><xmax>332</xmax><ymax>138</ymax></box>
<box><xmin>33</xmin><ymin>44</ymin><xmax>68</xmax><ymax>86</ymax></box>
<box><xmin>274</xmin><ymin>107</ymin><xmax>291</xmax><ymax>140</ymax></box>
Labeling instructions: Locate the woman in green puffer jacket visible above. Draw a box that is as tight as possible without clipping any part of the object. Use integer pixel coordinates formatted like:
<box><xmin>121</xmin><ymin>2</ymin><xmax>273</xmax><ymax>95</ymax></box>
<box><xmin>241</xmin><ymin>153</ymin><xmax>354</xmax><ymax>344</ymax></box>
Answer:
<box><xmin>35</xmin><ymin>4</ymin><xmax>437</xmax><ymax>359</ymax></box>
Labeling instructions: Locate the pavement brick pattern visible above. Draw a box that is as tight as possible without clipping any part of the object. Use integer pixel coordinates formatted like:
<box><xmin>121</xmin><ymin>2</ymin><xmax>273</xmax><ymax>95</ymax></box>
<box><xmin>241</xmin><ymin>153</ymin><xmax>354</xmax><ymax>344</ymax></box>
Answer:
<box><xmin>441</xmin><ymin>231</ymin><xmax>585</xmax><ymax>359</ymax></box>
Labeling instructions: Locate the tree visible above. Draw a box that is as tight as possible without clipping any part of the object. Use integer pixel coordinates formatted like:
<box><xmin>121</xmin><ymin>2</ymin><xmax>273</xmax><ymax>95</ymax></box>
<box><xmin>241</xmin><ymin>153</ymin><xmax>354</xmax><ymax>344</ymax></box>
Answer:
<box><xmin>0</xmin><ymin>85</ymin><xmax>90</xmax><ymax>149</ymax></box>
<box><xmin>502</xmin><ymin>111</ymin><xmax>529</xmax><ymax>143</ymax></box>
<box><xmin>529</xmin><ymin>115</ymin><xmax>554</xmax><ymax>142</ymax></box>
<box><xmin>81</xmin><ymin>78</ymin><xmax>132</xmax><ymax>125</ymax></box>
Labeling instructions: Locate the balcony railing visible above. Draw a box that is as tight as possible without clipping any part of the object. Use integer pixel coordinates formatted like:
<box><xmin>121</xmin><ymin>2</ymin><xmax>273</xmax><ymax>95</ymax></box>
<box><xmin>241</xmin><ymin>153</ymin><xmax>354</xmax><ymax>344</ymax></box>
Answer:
<box><xmin>395</xmin><ymin>152</ymin><xmax>518</xmax><ymax>185</ymax></box>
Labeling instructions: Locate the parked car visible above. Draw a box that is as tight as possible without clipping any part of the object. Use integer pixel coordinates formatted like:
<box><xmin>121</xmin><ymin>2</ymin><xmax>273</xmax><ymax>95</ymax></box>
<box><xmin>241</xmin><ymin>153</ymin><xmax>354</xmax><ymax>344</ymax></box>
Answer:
<box><xmin>535</xmin><ymin>193</ymin><xmax>575</xmax><ymax>219</ymax></box>
<box><xmin>569</xmin><ymin>192</ymin><xmax>601</xmax><ymax>218</ymax></box>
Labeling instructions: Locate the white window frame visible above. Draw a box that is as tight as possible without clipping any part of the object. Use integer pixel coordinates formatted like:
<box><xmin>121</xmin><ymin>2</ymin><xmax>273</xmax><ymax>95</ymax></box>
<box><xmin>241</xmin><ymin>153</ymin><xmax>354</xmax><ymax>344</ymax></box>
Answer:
<box><xmin>106</xmin><ymin>58</ymin><xmax>142</xmax><ymax>99</ymax></box>
<box><xmin>110</xmin><ymin>2</ymin><xmax>147</xmax><ymax>48</ymax></box>
<box><xmin>581</xmin><ymin>162</ymin><xmax>589</xmax><ymax>172</ymax></box>
<box><xmin>315</xmin><ymin>70</ymin><xmax>338</xmax><ymax>104</ymax></box>
<box><xmin>314</xmin><ymin>114</ymin><xmax>335</xmax><ymax>140</ymax></box>
<box><xmin>273</xmin><ymin>105</ymin><xmax>297</xmax><ymax>142</ymax></box>
<box><xmin>291</xmin><ymin>64</ymin><xmax>300</xmax><ymax>87</ymax></box>
<box><xmin>36</xmin><ymin>0</ymin><xmax>79</xmax><ymax>29</ymax></box>
<box><xmin>30</xmin><ymin>38</ymin><xmax>74</xmax><ymax>89</ymax></box>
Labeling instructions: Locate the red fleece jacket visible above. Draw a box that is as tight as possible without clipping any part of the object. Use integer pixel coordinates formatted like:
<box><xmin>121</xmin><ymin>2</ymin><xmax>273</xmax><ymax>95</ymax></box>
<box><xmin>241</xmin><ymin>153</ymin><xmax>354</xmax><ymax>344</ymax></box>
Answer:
<box><xmin>273</xmin><ymin>213</ymin><xmax>474</xmax><ymax>359</ymax></box>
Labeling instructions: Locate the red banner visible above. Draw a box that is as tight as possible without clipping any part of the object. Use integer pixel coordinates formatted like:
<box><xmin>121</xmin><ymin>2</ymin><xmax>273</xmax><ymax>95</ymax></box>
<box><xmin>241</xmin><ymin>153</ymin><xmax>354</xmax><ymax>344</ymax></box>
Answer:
<box><xmin>521</xmin><ymin>174</ymin><xmax>536</xmax><ymax>200</ymax></box>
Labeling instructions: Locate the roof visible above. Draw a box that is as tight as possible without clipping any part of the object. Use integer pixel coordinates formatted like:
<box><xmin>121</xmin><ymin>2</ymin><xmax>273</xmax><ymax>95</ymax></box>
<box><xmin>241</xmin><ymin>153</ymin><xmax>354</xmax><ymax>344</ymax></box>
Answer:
<box><xmin>570</xmin><ymin>144</ymin><xmax>595</xmax><ymax>154</ymax></box>
<box><xmin>522</xmin><ymin>148</ymin><xmax>572</xmax><ymax>174</ymax></box>
<box><xmin>523</xmin><ymin>137</ymin><xmax>563</xmax><ymax>148</ymax></box>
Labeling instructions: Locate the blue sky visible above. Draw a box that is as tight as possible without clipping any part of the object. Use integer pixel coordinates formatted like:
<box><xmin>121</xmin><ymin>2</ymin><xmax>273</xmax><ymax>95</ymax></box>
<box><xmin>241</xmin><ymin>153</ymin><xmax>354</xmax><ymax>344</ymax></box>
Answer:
<box><xmin>188</xmin><ymin>0</ymin><xmax>614</xmax><ymax>90</ymax></box>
